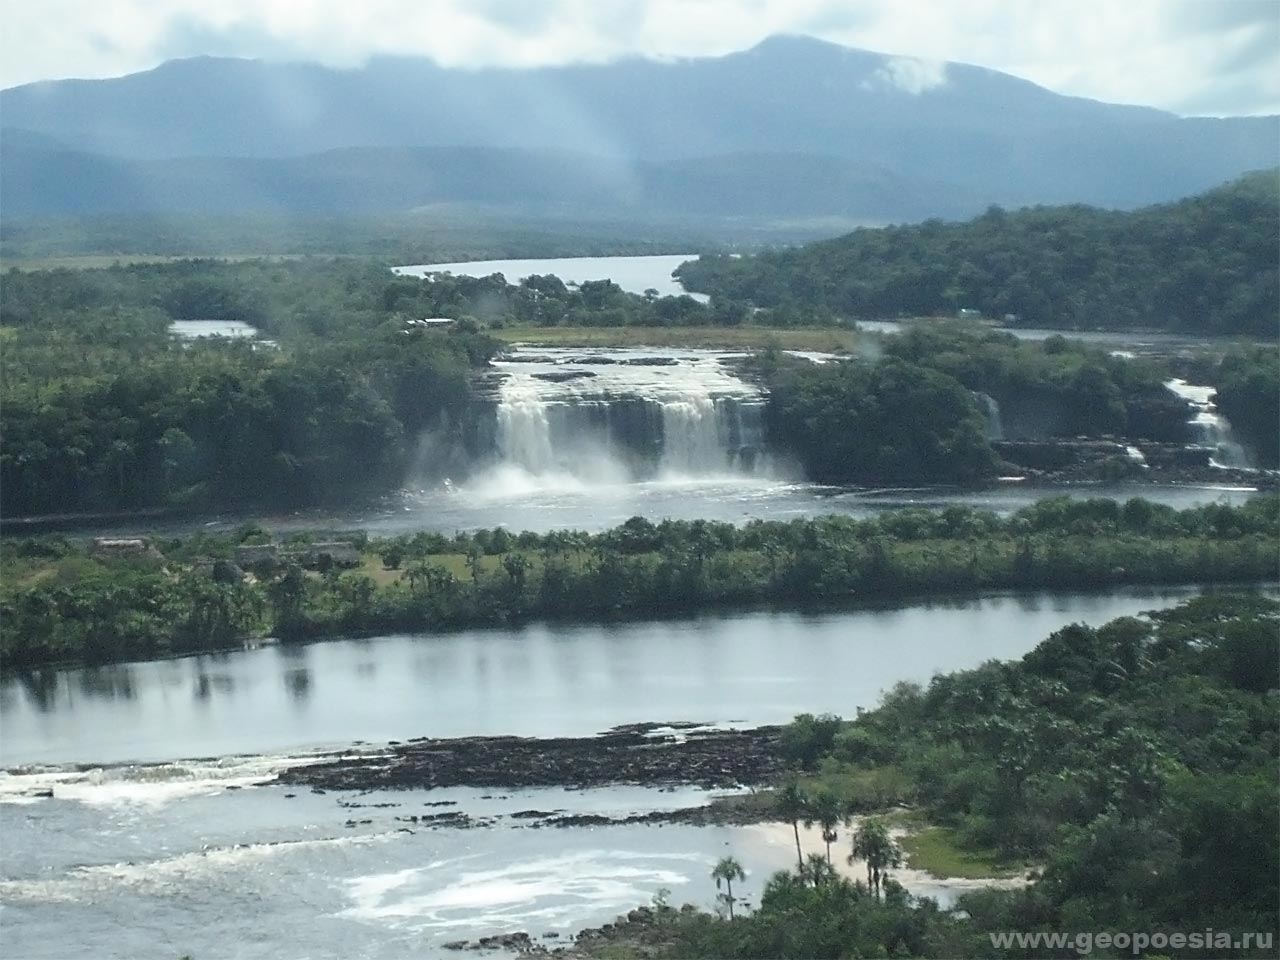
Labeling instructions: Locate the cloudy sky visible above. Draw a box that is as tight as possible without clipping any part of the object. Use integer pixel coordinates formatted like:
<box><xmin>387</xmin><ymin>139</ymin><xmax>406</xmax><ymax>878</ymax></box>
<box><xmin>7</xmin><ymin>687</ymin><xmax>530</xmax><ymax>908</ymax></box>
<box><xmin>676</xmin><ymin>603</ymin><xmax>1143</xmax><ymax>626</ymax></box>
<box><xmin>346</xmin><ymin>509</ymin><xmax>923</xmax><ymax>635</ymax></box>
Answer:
<box><xmin>2</xmin><ymin>0</ymin><xmax>1277</xmax><ymax>115</ymax></box>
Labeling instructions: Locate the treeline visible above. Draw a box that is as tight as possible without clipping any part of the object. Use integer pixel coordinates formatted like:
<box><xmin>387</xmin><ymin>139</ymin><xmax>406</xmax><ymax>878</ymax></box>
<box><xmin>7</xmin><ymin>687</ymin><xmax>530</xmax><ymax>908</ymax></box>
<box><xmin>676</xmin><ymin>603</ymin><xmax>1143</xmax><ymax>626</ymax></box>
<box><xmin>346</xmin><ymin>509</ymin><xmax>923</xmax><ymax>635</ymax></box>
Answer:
<box><xmin>676</xmin><ymin>171</ymin><xmax>1280</xmax><ymax>336</ymax></box>
<box><xmin>752</xmin><ymin>326</ymin><xmax>1196</xmax><ymax>483</ymax></box>
<box><xmin>0</xmin><ymin>260</ymin><xmax>501</xmax><ymax>516</ymax></box>
<box><xmin>1213</xmin><ymin>345</ymin><xmax>1280</xmax><ymax>467</ymax></box>
<box><xmin>2</xmin><ymin>497</ymin><xmax>1275</xmax><ymax>669</ymax></box>
<box><xmin>610</xmin><ymin>594</ymin><xmax>1279</xmax><ymax>958</ymax></box>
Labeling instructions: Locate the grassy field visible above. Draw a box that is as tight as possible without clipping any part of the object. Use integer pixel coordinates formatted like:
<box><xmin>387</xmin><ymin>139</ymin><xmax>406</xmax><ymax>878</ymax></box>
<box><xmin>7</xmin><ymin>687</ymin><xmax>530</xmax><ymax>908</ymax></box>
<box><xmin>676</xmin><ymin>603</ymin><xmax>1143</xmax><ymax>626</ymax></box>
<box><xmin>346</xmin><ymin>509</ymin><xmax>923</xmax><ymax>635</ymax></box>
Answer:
<box><xmin>897</xmin><ymin>823</ymin><xmax>1026</xmax><ymax>879</ymax></box>
<box><xmin>495</xmin><ymin>325</ymin><xmax>862</xmax><ymax>352</ymax></box>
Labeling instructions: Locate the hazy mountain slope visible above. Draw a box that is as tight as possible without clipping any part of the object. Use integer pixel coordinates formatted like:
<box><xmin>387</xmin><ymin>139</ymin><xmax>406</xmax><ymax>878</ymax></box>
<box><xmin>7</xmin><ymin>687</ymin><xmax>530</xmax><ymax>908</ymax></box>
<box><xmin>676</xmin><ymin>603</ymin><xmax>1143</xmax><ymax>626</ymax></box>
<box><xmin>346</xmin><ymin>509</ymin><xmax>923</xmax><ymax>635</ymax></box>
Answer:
<box><xmin>0</xmin><ymin>135</ymin><xmax>983</xmax><ymax>221</ymax></box>
<box><xmin>3</xmin><ymin>35</ymin><xmax>1275</xmax><ymax>216</ymax></box>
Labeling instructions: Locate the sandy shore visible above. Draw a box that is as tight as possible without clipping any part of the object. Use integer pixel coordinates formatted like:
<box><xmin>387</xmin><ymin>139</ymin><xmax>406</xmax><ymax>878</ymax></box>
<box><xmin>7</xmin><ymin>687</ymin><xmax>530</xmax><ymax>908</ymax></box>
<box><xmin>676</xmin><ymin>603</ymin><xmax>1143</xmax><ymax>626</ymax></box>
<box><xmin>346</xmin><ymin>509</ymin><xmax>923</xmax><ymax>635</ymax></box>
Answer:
<box><xmin>737</xmin><ymin>820</ymin><xmax>1028</xmax><ymax>906</ymax></box>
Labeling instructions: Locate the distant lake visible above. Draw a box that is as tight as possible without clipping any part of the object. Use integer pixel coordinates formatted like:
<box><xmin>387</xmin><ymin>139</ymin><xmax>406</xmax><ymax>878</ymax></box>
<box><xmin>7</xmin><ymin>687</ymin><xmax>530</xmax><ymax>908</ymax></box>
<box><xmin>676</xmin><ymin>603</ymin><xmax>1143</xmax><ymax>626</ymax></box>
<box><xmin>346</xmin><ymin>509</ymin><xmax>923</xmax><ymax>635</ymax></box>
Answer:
<box><xmin>394</xmin><ymin>254</ymin><xmax>709</xmax><ymax>302</ymax></box>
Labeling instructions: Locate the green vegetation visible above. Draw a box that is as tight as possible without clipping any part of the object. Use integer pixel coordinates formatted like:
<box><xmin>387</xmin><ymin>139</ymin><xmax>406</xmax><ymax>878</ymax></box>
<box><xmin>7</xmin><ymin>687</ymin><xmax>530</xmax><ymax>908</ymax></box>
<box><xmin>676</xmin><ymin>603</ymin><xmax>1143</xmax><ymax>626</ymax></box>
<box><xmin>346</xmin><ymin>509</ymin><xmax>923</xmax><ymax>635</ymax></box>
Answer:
<box><xmin>880</xmin><ymin>324</ymin><xmax>1191</xmax><ymax>441</ymax></box>
<box><xmin>1213</xmin><ymin>345</ymin><xmax>1280</xmax><ymax>467</ymax></box>
<box><xmin>578</xmin><ymin>595</ymin><xmax>1280</xmax><ymax>958</ymax></box>
<box><xmin>2</xmin><ymin>497</ymin><xmax>1275</xmax><ymax>670</ymax></box>
<box><xmin>896</xmin><ymin>824</ymin><xmax>1020</xmax><ymax>880</ymax></box>
<box><xmin>677</xmin><ymin>171</ymin><xmax>1280</xmax><ymax>335</ymax></box>
<box><xmin>760</xmin><ymin>354</ymin><xmax>998</xmax><ymax>484</ymax></box>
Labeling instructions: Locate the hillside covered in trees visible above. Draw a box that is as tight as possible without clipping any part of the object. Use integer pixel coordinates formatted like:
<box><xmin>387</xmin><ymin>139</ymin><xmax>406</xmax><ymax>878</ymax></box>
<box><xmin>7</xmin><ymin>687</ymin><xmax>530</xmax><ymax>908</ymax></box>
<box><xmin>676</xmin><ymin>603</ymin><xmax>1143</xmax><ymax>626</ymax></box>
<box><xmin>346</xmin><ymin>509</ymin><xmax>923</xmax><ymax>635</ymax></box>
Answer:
<box><xmin>677</xmin><ymin>171</ymin><xmax>1280</xmax><ymax>336</ymax></box>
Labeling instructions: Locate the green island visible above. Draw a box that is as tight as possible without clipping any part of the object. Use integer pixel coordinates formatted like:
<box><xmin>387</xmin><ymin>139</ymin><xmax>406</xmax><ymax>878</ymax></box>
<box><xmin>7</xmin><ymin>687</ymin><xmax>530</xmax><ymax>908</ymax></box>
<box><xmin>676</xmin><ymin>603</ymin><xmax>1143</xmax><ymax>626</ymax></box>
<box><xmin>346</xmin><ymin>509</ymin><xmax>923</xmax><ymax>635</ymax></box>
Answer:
<box><xmin>2</xmin><ymin>497</ymin><xmax>1276</xmax><ymax>669</ymax></box>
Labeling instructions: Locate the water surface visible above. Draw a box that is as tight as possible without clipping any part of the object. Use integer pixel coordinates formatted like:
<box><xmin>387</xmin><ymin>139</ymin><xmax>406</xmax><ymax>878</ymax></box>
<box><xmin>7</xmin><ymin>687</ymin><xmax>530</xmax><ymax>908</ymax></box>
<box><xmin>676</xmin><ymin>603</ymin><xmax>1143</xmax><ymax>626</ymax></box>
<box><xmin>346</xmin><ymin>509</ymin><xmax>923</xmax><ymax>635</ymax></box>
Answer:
<box><xmin>1</xmin><ymin>586</ymin><xmax>1247</xmax><ymax>768</ymax></box>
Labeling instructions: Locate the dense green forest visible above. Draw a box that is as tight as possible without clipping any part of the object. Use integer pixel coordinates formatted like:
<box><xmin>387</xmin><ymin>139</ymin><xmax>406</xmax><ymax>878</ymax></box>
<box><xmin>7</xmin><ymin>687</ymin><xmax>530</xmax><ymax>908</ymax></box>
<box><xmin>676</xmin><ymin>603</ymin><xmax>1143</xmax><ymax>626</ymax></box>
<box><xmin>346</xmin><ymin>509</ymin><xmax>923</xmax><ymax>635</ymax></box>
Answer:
<box><xmin>750</xmin><ymin>325</ymin><xmax>1205</xmax><ymax>485</ymax></box>
<box><xmin>1213</xmin><ymin>345</ymin><xmax>1280</xmax><ymax>467</ymax></box>
<box><xmin>676</xmin><ymin>171</ymin><xmax>1280</xmax><ymax>336</ymax></box>
<box><xmin>594</xmin><ymin>593</ymin><xmax>1278</xmax><ymax>958</ymax></box>
<box><xmin>2</xmin><ymin>497</ymin><xmax>1275</xmax><ymax>669</ymax></box>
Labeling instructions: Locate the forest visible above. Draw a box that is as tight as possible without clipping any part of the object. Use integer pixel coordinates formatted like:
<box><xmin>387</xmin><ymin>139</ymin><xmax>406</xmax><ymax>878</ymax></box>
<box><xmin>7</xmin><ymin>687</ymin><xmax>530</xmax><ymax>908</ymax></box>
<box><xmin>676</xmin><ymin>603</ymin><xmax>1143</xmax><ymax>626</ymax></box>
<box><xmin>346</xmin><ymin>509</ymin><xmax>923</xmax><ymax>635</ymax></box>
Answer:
<box><xmin>592</xmin><ymin>593</ymin><xmax>1278</xmax><ymax>958</ymax></box>
<box><xmin>2</xmin><ymin>497</ymin><xmax>1275</xmax><ymax>669</ymax></box>
<box><xmin>676</xmin><ymin>170</ymin><xmax>1280</xmax><ymax>336</ymax></box>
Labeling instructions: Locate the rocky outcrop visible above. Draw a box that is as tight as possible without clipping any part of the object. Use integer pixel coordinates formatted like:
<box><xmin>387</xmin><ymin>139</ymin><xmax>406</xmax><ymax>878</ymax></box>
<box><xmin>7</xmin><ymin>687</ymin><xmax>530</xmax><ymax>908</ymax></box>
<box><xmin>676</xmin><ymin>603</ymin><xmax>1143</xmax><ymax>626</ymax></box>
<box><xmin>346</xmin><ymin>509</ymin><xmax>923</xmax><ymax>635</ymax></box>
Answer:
<box><xmin>278</xmin><ymin>723</ymin><xmax>783</xmax><ymax>792</ymax></box>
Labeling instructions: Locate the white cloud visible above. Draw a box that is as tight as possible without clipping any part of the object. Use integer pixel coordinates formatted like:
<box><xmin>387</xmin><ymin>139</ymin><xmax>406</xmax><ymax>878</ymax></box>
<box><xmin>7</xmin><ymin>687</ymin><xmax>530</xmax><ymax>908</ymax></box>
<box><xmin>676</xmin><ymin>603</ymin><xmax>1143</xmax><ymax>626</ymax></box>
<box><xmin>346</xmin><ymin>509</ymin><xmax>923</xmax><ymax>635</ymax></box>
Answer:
<box><xmin>0</xmin><ymin>0</ymin><xmax>1276</xmax><ymax>115</ymax></box>
<box><xmin>861</xmin><ymin>56</ymin><xmax>949</xmax><ymax>95</ymax></box>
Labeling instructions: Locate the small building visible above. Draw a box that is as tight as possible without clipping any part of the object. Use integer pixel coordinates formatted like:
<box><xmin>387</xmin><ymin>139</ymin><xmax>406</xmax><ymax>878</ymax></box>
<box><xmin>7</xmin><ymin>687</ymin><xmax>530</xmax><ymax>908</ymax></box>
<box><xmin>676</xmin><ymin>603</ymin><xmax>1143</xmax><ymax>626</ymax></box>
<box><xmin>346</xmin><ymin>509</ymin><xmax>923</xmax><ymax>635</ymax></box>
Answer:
<box><xmin>957</xmin><ymin>308</ymin><xmax>982</xmax><ymax>320</ymax></box>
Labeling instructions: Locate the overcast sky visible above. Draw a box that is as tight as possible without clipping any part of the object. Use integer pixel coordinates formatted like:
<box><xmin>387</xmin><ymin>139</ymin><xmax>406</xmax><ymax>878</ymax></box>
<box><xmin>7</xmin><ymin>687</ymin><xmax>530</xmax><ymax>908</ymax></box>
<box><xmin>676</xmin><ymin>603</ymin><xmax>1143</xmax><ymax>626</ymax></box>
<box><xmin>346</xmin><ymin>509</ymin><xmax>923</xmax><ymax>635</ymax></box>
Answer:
<box><xmin>2</xmin><ymin>0</ymin><xmax>1277</xmax><ymax>116</ymax></box>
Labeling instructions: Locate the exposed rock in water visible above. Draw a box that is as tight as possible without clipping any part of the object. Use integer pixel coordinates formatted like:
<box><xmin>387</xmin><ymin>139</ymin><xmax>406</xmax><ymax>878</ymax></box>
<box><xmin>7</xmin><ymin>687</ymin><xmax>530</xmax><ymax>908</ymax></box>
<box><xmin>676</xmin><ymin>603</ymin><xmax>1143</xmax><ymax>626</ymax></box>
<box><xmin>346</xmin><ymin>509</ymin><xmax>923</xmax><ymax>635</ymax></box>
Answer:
<box><xmin>277</xmin><ymin>724</ymin><xmax>783</xmax><ymax>792</ymax></box>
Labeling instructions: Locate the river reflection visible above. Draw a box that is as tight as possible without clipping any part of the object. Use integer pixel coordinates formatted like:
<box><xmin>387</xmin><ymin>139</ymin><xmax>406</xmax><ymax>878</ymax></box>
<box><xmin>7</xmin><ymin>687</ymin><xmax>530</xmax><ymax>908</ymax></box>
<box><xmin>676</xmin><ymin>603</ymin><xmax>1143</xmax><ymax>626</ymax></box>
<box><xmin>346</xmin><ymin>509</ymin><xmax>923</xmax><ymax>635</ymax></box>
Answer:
<box><xmin>5</xmin><ymin>585</ymin><xmax>1268</xmax><ymax>768</ymax></box>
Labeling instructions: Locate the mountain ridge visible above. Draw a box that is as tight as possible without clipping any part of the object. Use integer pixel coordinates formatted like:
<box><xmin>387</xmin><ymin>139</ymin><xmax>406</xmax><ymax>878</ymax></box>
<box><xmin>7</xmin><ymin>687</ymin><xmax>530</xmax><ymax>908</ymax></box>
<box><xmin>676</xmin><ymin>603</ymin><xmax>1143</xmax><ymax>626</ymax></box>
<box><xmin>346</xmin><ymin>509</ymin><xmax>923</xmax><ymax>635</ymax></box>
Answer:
<box><xmin>2</xmin><ymin>35</ymin><xmax>1276</xmax><ymax>223</ymax></box>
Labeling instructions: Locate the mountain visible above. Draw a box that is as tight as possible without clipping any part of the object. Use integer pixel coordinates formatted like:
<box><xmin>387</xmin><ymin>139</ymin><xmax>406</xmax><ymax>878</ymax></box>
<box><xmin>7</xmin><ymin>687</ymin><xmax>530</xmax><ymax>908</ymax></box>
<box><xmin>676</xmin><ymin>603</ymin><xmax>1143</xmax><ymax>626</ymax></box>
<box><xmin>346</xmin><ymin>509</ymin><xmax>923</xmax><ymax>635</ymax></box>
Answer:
<box><xmin>0</xmin><ymin>135</ymin><xmax>984</xmax><ymax>222</ymax></box>
<box><xmin>2</xmin><ymin>36</ymin><xmax>1276</xmax><ymax>222</ymax></box>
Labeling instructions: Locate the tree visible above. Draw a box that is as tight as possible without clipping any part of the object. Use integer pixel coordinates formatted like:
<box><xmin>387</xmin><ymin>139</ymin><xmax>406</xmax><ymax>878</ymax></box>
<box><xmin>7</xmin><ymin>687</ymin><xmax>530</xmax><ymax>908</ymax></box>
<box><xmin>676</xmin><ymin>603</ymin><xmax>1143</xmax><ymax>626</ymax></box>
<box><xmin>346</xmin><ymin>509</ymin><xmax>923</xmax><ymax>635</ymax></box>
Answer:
<box><xmin>850</xmin><ymin>818</ymin><xmax>902</xmax><ymax>899</ymax></box>
<box><xmin>775</xmin><ymin>781</ymin><xmax>808</xmax><ymax>871</ymax></box>
<box><xmin>711</xmin><ymin>855</ymin><xmax>746</xmax><ymax>919</ymax></box>
<box><xmin>805</xmin><ymin>790</ymin><xmax>846</xmax><ymax>868</ymax></box>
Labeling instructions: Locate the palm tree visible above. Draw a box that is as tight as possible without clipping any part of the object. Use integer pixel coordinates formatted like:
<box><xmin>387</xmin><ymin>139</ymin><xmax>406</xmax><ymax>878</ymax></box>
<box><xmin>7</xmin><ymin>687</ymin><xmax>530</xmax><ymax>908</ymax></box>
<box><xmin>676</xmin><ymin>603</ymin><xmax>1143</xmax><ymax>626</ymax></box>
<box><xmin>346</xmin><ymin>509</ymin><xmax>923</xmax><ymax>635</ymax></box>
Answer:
<box><xmin>849</xmin><ymin>818</ymin><xmax>903</xmax><ymax>900</ymax></box>
<box><xmin>804</xmin><ymin>790</ymin><xmax>845</xmax><ymax>868</ymax></box>
<box><xmin>711</xmin><ymin>855</ymin><xmax>746</xmax><ymax>919</ymax></box>
<box><xmin>800</xmin><ymin>852</ymin><xmax>838</xmax><ymax>888</ymax></box>
<box><xmin>774</xmin><ymin>781</ymin><xmax>808</xmax><ymax>871</ymax></box>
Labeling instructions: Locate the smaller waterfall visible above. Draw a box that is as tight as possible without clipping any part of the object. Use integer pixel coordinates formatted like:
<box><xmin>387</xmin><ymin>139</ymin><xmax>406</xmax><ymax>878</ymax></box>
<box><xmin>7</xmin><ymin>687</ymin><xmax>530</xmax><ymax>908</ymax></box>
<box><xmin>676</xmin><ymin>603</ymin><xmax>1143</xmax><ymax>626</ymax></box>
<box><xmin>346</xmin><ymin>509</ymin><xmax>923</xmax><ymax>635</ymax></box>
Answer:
<box><xmin>975</xmin><ymin>393</ymin><xmax>1004</xmax><ymax>441</ymax></box>
<box><xmin>1165</xmin><ymin>379</ymin><xmax>1252</xmax><ymax>469</ymax></box>
<box><xmin>495</xmin><ymin>378</ymin><xmax>555</xmax><ymax>473</ymax></box>
<box><xmin>659</xmin><ymin>396</ymin><xmax>727</xmax><ymax>475</ymax></box>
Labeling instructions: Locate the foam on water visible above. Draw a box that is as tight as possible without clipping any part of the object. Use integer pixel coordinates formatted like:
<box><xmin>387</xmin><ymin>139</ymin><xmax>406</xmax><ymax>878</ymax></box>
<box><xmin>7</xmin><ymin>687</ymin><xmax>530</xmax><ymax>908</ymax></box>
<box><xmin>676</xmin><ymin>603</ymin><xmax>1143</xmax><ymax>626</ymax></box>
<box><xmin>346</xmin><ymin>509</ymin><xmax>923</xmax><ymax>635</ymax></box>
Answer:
<box><xmin>341</xmin><ymin>850</ymin><xmax>697</xmax><ymax>932</ymax></box>
<box><xmin>0</xmin><ymin>753</ymin><xmax>327</xmax><ymax>807</ymax></box>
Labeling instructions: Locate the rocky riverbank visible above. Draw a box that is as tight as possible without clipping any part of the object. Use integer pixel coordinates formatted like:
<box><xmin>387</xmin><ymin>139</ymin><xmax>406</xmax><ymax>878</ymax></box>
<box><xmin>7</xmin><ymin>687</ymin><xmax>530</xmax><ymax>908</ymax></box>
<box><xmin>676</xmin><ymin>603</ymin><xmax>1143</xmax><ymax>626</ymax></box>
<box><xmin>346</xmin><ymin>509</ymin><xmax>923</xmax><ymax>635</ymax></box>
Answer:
<box><xmin>278</xmin><ymin>723</ymin><xmax>785</xmax><ymax>793</ymax></box>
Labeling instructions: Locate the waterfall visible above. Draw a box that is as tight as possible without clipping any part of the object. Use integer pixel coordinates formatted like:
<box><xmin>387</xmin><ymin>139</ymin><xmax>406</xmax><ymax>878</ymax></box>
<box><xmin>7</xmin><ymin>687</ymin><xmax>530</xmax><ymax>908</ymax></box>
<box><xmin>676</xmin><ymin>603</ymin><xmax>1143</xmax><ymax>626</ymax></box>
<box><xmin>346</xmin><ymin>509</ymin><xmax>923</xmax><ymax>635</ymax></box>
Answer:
<box><xmin>495</xmin><ymin>378</ymin><xmax>555</xmax><ymax>473</ymax></box>
<box><xmin>488</xmin><ymin>353</ymin><xmax>769</xmax><ymax>484</ymax></box>
<box><xmin>1165</xmin><ymin>379</ymin><xmax>1252</xmax><ymax>469</ymax></box>
<box><xmin>976</xmin><ymin>393</ymin><xmax>1004</xmax><ymax>441</ymax></box>
<box><xmin>659</xmin><ymin>396</ymin><xmax>726</xmax><ymax>475</ymax></box>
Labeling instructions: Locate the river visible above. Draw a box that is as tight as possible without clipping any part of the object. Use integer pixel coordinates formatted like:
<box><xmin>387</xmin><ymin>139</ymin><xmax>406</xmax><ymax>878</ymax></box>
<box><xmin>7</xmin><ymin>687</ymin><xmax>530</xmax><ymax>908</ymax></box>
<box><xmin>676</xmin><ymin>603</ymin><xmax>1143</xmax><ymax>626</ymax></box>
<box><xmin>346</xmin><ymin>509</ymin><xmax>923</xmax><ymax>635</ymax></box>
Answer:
<box><xmin>2</xmin><ymin>586</ymin><xmax>1269</xmax><ymax>957</ymax></box>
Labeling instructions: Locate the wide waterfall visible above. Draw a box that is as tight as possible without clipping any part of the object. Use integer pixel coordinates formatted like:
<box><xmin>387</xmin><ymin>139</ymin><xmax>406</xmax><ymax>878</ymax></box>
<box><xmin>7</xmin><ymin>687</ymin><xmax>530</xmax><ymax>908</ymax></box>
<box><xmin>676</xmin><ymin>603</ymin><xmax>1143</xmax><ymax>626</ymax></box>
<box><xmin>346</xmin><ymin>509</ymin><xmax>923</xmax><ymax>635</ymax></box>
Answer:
<box><xmin>486</xmin><ymin>348</ymin><xmax>770</xmax><ymax>485</ymax></box>
<box><xmin>1165</xmin><ymin>379</ymin><xmax>1252</xmax><ymax>469</ymax></box>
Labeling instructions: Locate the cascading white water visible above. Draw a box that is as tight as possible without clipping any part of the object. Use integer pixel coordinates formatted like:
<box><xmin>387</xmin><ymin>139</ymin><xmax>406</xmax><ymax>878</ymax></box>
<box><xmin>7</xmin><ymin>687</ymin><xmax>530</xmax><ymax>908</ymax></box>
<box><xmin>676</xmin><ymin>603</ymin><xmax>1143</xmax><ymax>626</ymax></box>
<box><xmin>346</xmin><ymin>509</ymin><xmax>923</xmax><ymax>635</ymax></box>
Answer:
<box><xmin>487</xmin><ymin>348</ymin><xmax>770</xmax><ymax>485</ymax></box>
<box><xmin>975</xmin><ymin>393</ymin><xmax>1004</xmax><ymax>441</ymax></box>
<box><xmin>495</xmin><ymin>376</ymin><xmax>555</xmax><ymax>474</ymax></box>
<box><xmin>1165</xmin><ymin>379</ymin><xmax>1252</xmax><ymax>469</ymax></box>
<box><xmin>659</xmin><ymin>395</ymin><xmax>728</xmax><ymax>475</ymax></box>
